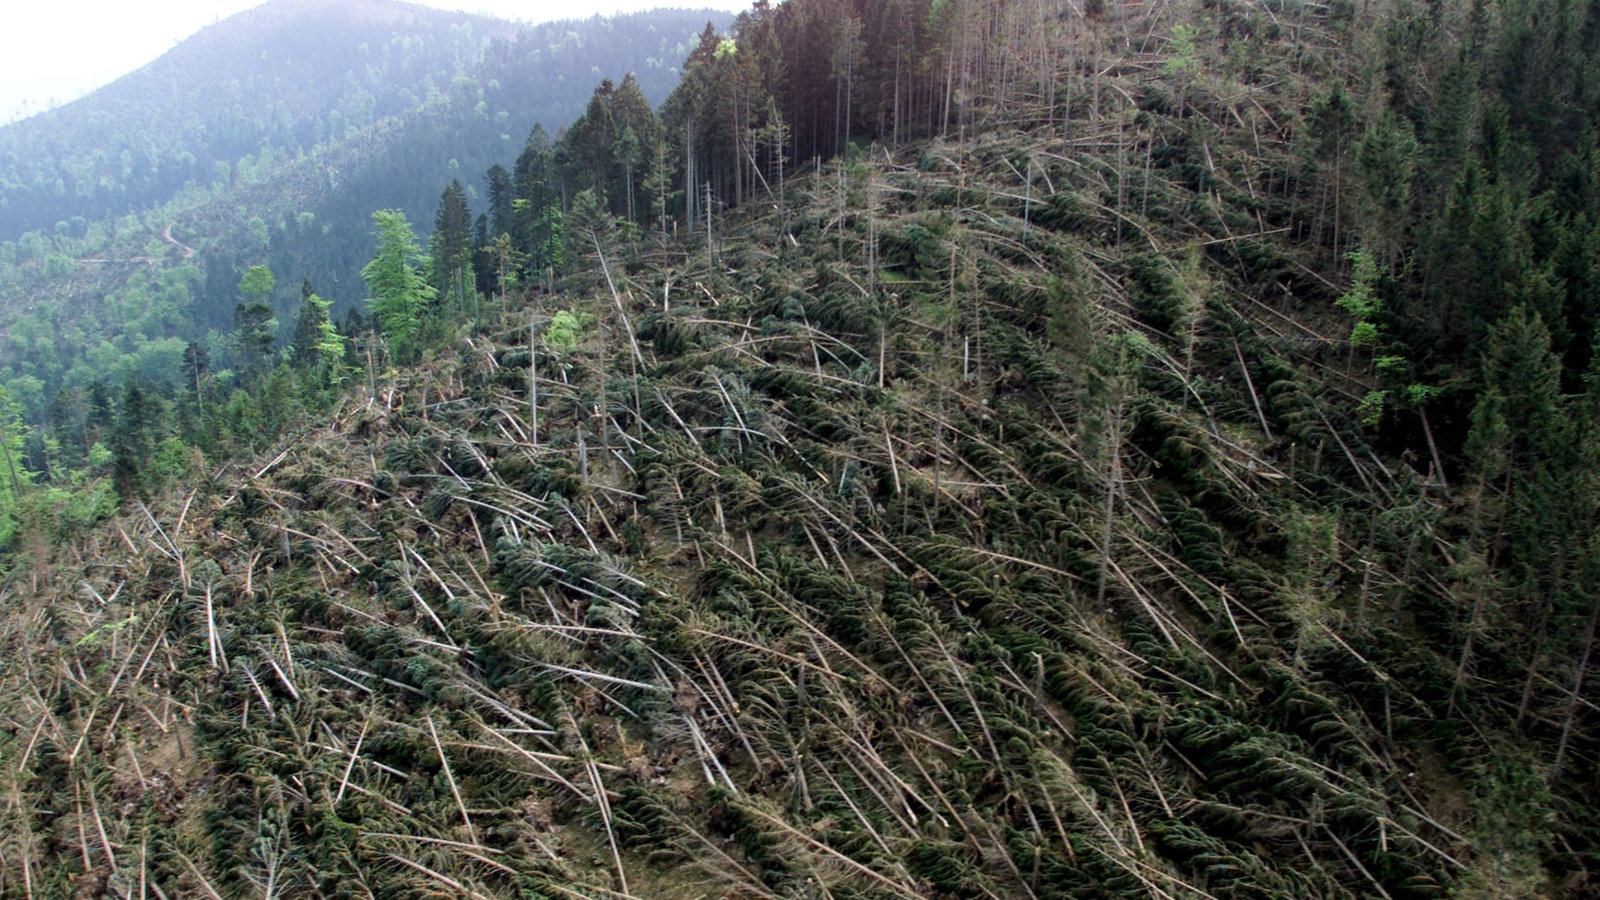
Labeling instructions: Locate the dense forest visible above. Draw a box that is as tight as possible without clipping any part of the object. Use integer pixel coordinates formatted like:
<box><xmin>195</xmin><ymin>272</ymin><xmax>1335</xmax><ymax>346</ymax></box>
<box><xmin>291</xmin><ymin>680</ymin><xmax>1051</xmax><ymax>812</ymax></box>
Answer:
<box><xmin>0</xmin><ymin>0</ymin><xmax>725</xmax><ymax>243</ymax></box>
<box><xmin>0</xmin><ymin>2</ymin><xmax>731</xmax><ymax>427</ymax></box>
<box><xmin>3</xmin><ymin>0</ymin><xmax>1600</xmax><ymax>896</ymax></box>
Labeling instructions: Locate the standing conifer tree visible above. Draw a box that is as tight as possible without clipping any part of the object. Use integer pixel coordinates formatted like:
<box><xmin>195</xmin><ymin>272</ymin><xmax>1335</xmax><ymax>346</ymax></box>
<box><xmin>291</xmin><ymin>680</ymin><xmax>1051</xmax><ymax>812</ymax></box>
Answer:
<box><xmin>290</xmin><ymin>281</ymin><xmax>345</xmax><ymax>384</ymax></box>
<box><xmin>363</xmin><ymin>210</ymin><xmax>436</xmax><ymax>363</ymax></box>
<box><xmin>289</xmin><ymin>278</ymin><xmax>323</xmax><ymax>369</ymax></box>
<box><xmin>430</xmin><ymin>180</ymin><xmax>474</xmax><ymax>312</ymax></box>
<box><xmin>514</xmin><ymin>126</ymin><xmax>562</xmax><ymax>275</ymax></box>
<box><xmin>110</xmin><ymin>379</ymin><xmax>152</xmax><ymax>503</ymax></box>
<box><xmin>486</xmin><ymin>163</ymin><xmax>515</xmax><ymax>239</ymax></box>
<box><xmin>472</xmin><ymin>214</ymin><xmax>495</xmax><ymax>299</ymax></box>
<box><xmin>610</xmin><ymin>73</ymin><xmax>662</xmax><ymax>224</ymax></box>
<box><xmin>235</xmin><ymin>265</ymin><xmax>278</xmax><ymax>388</ymax></box>
<box><xmin>0</xmin><ymin>387</ymin><xmax>29</xmax><ymax>544</ymax></box>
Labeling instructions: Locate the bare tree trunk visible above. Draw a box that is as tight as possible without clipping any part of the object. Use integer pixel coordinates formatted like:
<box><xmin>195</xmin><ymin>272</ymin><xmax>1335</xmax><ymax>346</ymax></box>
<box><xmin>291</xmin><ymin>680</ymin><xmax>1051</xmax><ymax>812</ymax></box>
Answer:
<box><xmin>1419</xmin><ymin>407</ymin><xmax>1449</xmax><ymax>490</ymax></box>
<box><xmin>844</xmin><ymin>21</ymin><xmax>855</xmax><ymax>150</ymax></box>
<box><xmin>1097</xmin><ymin>395</ymin><xmax>1126</xmax><ymax>609</ymax></box>
<box><xmin>1116</xmin><ymin>109</ymin><xmax>1127</xmax><ymax>248</ymax></box>
<box><xmin>705</xmin><ymin>180</ymin><xmax>715</xmax><ymax>262</ymax></box>
<box><xmin>1039</xmin><ymin>0</ymin><xmax>1055</xmax><ymax>129</ymax></box>
<box><xmin>597</xmin><ymin>334</ymin><xmax>608</xmax><ymax>463</ymax></box>
<box><xmin>1553</xmin><ymin>601</ymin><xmax>1600</xmax><ymax>777</ymax></box>
<box><xmin>594</xmin><ymin>232</ymin><xmax>645</xmax><ymax>444</ymax></box>
<box><xmin>776</xmin><ymin>118</ymin><xmax>787</xmax><ymax>224</ymax></box>
<box><xmin>537</xmin><ymin>317</ymin><xmax>544</xmax><ymax>445</ymax></box>
<box><xmin>893</xmin><ymin>49</ymin><xmax>902</xmax><ymax>147</ymax></box>
<box><xmin>836</xmin><ymin>51</ymin><xmax>844</xmax><ymax>156</ymax></box>
<box><xmin>686</xmin><ymin>117</ymin><xmax>699</xmax><ymax>232</ymax></box>
<box><xmin>943</xmin><ymin>29</ymin><xmax>957</xmax><ymax>135</ymax></box>
<box><xmin>866</xmin><ymin>166</ymin><xmax>878</xmax><ymax>296</ymax></box>
<box><xmin>1332</xmin><ymin>131</ymin><xmax>1343</xmax><ymax>269</ymax></box>
<box><xmin>1451</xmin><ymin>591</ymin><xmax>1484</xmax><ymax>713</ymax></box>
<box><xmin>879</xmin><ymin>323</ymin><xmax>888</xmax><ymax>390</ymax></box>
<box><xmin>625</xmin><ymin>164</ymin><xmax>635</xmax><ymax>224</ymax></box>
<box><xmin>656</xmin><ymin>137</ymin><xmax>669</xmax><ymax>238</ymax></box>
<box><xmin>1518</xmin><ymin>601</ymin><xmax>1555</xmax><ymax>731</ymax></box>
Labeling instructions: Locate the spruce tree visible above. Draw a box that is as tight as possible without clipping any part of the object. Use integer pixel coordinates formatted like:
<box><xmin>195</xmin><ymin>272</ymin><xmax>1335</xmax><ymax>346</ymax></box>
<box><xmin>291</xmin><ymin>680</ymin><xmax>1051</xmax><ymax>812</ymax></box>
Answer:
<box><xmin>290</xmin><ymin>285</ymin><xmax>344</xmax><ymax>382</ymax></box>
<box><xmin>513</xmin><ymin>126</ymin><xmax>561</xmax><ymax>275</ymax></box>
<box><xmin>565</xmin><ymin>79</ymin><xmax>618</xmax><ymax>210</ymax></box>
<box><xmin>363</xmin><ymin>210</ymin><xmax>436</xmax><ymax>362</ymax></box>
<box><xmin>429</xmin><ymin>179</ymin><xmax>474</xmax><ymax>311</ymax></box>
<box><xmin>485</xmin><ymin>163</ymin><xmax>515</xmax><ymax>239</ymax></box>
<box><xmin>235</xmin><ymin>264</ymin><xmax>278</xmax><ymax>388</ymax></box>
<box><xmin>86</xmin><ymin>379</ymin><xmax>112</xmax><ymax>453</ymax></box>
<box><xmin>289</xmin><ymin>277</ymin><xmax>325</xmax><ymax>369</ymax></box>
<box><xmin>610</xmin><ymin>73</ymin><xmax>661</xmax><ymax>223</ymax></box>
<box><xmin>472</xmin><ymin>214</ymin><xmax>494</xmax><ymax>299</ymax></box>
<box><xmin>110</xmin><ymin>378</ymin><xmax>153</xmax><ymax>502</ymax></box>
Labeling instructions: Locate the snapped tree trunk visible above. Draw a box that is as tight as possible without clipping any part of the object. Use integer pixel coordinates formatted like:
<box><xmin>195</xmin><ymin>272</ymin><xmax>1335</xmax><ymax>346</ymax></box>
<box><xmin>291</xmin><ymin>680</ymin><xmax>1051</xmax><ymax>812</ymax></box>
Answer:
<box><xmin>529</xmin><ymin>318</ymin><xmax>539</xmax><ymax>449</ymax></box>
<box><xmin>1552</xmin><ymin>600</ymin><xmax>1600</xmax><ymax>777</ymax></box>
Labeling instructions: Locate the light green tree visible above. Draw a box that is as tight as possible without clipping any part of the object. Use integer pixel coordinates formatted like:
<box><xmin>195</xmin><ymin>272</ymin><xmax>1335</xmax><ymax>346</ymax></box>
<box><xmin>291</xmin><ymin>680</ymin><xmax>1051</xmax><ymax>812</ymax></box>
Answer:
<box><xmin>545</xmin><ymin>309</ymin><xmax>593</xmax><ymax>354</ymax></box>
<box><xmin>293</xmin><ymin>291</ymin><xmax>348</xmax><ymax>384</ymax></box>
<box><xmin>235</xmin><ymin>265</ymin><xmax>278</xmax><ymax>387</ymax></box>
<box><xmin>0</xmin><ymin>386</ymin><xmax>30</xmax><ymax>546</ymax></box>
<box><xmin>362</xmin><ymin>210</ymin><xmax>436</xmax><ymax>362</ymax></box>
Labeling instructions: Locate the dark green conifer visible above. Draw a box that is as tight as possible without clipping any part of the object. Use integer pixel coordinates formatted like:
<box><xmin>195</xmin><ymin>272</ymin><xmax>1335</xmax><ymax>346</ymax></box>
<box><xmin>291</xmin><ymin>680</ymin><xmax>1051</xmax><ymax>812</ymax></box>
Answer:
<box><xmin>429</xmin><ymin>179</ymin><xmax>474</xmax><ymax>311</ymax></box>
<box><xmin>235</xmin><ymin>264</ymin><xmax>278</xmax><ymax>388</ymax></box>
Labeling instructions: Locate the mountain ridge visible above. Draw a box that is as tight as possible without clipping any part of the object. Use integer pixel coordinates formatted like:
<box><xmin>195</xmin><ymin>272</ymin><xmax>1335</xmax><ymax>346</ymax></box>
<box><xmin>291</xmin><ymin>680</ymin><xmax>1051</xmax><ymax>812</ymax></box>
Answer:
<box><xmin>0</xmin><ymin>4</ymin><xmax>731</xmax><ymax>413</ymax></box>
<box><xmin>0</xmin><ymin>0</ymin><xmax>513</xmax><ymax>240</ymax></box>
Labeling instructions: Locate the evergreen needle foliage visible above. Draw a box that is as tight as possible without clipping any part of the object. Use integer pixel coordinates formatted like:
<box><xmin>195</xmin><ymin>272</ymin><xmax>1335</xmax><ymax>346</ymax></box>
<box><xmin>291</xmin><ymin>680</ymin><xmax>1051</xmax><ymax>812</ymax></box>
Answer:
<box><xmin>3</xmin><ymin>1</ymin><xmax>1600</xmax><ymax>897</ymax></box>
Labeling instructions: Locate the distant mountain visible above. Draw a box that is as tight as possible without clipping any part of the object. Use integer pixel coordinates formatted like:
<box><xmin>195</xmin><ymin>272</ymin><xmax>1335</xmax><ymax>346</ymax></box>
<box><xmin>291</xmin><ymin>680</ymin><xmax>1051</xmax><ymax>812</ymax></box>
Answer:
<box><xmin>0</xmin><ymin>0</ymin><xmax>725</xmax><ymax>243</ymax></box>
<box><xmin>0</xmin><ymin>0</ymin><xmax>511</xmax><ymax>242</ymax></box>
<box><xmin>161</xmin><ymin>5</ymin><xmax>733</xmax><ymax>334</ymax></box>
<box><xmin>0</xmin><ymin>1</ymin><xmax>730</xmax><ymax>406</ymax></box>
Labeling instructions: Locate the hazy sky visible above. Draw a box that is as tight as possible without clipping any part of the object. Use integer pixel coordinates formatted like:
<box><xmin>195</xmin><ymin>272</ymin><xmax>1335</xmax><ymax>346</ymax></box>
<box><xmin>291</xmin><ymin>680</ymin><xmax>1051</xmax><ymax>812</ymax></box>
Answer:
<box><xmin>0</xmin><ymin>0</ymin><xmax>749</xmax><ymax>124</ymax></box>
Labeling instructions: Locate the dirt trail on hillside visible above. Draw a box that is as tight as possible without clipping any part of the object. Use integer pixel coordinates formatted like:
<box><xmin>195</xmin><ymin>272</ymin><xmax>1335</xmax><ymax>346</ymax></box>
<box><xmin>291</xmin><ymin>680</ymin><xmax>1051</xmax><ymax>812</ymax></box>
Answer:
<box><xmin>162</xmin><ymin>224</ymin><xmax>196</xmax><ymax>258</ymax></box>
<box><xmin>80</xmin><ymin>223</ymin><xmax>197</xmax><ymax>266</ymax></box>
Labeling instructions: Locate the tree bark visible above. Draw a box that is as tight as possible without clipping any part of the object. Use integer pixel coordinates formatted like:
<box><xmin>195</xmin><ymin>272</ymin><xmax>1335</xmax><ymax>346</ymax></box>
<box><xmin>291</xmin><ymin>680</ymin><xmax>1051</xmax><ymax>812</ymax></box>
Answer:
<box><xmin>1552</xmin><ymin>601</ymin><xmax>1600</xmax><ymax>777</ymax></box>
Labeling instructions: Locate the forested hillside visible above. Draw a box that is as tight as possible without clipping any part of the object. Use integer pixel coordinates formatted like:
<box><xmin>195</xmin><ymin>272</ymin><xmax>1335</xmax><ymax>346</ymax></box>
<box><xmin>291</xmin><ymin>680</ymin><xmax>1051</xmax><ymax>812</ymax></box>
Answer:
<box><xmin>0</xmin><ymin>0</ymin><xmax>721</xmax><ymax>243</ymax></box>
<box><xmin>0</xmin><ymin>2</ymin><xmax>729</xmax><ymax>428</ymax></box>
<box><xmin>3</xmin><ymin>0</ymin><xmax>1600</xmax><ymax>896</ymax></box>
<box><xmin>0</xmin><ymin>0</ymin><xmax>515</xmax><ymax>242</ymax></box>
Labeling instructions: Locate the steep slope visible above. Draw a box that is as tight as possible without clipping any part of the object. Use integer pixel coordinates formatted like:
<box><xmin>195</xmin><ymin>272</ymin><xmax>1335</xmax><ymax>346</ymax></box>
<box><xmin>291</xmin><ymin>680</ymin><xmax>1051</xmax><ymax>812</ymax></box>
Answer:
<box><xmin>2</xmin><ymin>0</ymin><xmax>1598</xmax><ymax>897</ymax></box>
<box><xmin>0</xmin><ymin>144</ymin><xmax>1478</xmax><ymax>896</ymax></box>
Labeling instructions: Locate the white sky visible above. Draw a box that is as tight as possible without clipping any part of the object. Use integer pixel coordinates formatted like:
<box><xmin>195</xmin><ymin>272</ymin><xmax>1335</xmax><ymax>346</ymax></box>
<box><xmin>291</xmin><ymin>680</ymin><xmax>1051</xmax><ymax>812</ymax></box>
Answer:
<box><xmin>0</xmin><ymin>0</ymin><xmax>748</xmax><ymax>125</ymax></box>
